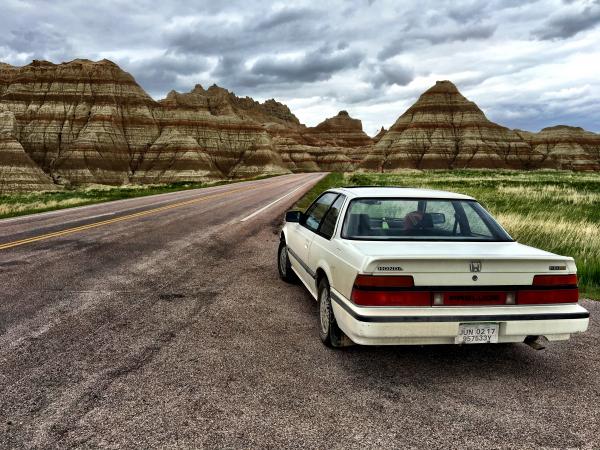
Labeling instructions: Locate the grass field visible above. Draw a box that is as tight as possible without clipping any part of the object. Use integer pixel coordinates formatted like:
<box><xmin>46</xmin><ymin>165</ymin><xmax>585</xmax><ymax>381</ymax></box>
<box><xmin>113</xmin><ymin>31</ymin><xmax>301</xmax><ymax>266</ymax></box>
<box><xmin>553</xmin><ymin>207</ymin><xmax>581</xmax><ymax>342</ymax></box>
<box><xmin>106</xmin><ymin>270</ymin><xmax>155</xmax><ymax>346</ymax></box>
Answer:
<box><xmin>296</xmin><ymin>170</ymin><xmax>600</xmax><ymax>299</ymax></box>
<box><xmin>0</xmin><ymin>175</ymin><xmax>277</xmax><ymax>220</ymax></box>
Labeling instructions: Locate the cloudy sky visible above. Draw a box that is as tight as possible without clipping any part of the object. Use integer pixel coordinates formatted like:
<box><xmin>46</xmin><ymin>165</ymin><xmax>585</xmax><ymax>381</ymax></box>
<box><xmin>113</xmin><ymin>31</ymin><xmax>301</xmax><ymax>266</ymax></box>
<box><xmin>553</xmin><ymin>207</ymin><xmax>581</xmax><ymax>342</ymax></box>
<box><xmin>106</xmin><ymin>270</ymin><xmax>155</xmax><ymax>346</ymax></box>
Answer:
<box><xmin>2</xmin><ymin>0</ymin><xmax>599</xmax><ymax>135</ymax></box>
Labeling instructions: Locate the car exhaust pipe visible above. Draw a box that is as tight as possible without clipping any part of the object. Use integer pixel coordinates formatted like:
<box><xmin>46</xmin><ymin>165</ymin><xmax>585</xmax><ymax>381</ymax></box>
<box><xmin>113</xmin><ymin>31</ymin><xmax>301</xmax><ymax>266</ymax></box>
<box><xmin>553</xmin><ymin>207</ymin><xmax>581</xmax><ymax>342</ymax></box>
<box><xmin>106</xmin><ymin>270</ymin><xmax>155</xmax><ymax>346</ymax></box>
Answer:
<box><xmin>524</xmin><ymin>335</ymin><xmax>549</xmax><ymax>350</ymax></box>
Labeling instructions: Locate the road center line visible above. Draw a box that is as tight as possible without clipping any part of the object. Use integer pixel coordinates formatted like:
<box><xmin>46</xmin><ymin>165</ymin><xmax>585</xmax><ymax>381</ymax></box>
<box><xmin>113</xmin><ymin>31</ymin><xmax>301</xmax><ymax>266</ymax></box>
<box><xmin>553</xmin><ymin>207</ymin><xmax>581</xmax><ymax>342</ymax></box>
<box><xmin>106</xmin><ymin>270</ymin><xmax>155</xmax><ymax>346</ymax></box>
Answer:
<box><xmin>0</xmin><ymin>175</ymin><xmax>316</xmax><ymax>251</ymax></box>
<box><xmin>0</xmin><ymin>178</ymin><xmax>267</xmax><ymax>225</ymax></box>
<box><xmin>0</xmin><ymin>186</ymin><xmax>252</xmax><ymax>251</ymax></box>
<box><xmin>239</xmin><ymin>177</ymin><xmax>318</xmax><ymax>222</ymax></box>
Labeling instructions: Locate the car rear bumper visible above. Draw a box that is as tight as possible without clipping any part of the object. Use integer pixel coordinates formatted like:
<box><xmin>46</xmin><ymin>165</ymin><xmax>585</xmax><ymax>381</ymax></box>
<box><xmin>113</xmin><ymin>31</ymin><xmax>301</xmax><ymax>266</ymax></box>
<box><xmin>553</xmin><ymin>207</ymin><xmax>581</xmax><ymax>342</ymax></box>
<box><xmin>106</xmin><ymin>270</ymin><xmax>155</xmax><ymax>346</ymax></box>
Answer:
<box><xmin>330</xmin><ymin>289</ymin><xmax>590</xmax><ymax>346</ymax></box>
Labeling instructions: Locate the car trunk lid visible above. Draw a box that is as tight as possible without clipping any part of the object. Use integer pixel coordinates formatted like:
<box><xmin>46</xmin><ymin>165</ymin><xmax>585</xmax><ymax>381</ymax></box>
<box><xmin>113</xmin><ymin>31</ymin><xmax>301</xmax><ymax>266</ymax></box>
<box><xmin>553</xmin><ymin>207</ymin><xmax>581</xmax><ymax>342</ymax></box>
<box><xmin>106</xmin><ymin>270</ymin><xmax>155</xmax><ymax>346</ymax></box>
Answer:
<box><xmin>346</xmin><ymin>242</ymin><xmax>576</xmax><ymax>302</ymax></box>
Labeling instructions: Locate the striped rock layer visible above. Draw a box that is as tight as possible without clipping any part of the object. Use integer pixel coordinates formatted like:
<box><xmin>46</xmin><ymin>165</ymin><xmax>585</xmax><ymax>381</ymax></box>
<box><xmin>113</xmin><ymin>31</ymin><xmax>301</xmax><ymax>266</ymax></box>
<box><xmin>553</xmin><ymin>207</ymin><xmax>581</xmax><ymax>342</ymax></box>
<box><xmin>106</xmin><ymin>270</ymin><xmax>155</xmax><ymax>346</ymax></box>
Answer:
<box><xmin>517</xmin><ymin>126</ymin><xmax>600</xmax><ymax>171</ymax></box>
<box><xmin>0</xmin><ymin>59</ymin><xmax>160</xmax><ymax>186</ymax></box>
<box><xmin>0</xmin><ymin>60</ymin><xmax>290</xmax><ymax>191</ymax></box>
<box><xmin>364</xmin><ymin>81</ymin><xmax>600</xmax><ymax>172</ymax></box>
<box><xmin>0</xmin><ymin>109</ymin><xmax>55</xmax><ymax>193</ymax></box>
<box><xmin>274</xmin><ymin>110</ymin><xmax>373</xmax><ymax>173</ymax></box>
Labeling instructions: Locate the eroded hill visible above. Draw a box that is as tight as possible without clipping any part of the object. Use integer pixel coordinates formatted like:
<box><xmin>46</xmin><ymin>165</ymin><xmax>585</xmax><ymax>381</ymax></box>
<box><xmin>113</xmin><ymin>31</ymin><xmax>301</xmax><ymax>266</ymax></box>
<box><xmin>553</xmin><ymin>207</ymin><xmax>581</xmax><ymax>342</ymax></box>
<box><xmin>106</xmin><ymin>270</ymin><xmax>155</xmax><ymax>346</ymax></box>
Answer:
<box><xmin>0</xmin><ymin>59</ymin><xmax>598</xmax><ymax>192</ymax></box>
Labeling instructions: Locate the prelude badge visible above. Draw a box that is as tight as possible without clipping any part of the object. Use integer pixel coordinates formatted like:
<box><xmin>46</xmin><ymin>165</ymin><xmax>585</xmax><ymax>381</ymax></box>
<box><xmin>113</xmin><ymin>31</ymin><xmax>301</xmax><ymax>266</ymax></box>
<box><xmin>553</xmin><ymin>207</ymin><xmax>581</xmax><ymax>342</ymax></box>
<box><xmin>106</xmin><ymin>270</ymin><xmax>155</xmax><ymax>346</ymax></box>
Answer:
<box><xmin>377</xmin><ymin>266</ymin><xmax>403</xmax><ymax>271</ymax></box>
<box><xmin>469</xmin><ymin>261</ymin><xmax>482</xmax><ymax>272</ymax></box>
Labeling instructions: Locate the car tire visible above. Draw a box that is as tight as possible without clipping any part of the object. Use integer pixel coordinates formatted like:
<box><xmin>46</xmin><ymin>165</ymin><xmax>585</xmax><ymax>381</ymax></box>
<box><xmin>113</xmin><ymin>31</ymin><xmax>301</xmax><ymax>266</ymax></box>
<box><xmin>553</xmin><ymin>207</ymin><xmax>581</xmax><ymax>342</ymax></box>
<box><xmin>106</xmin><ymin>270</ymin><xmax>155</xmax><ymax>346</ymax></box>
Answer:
<box><xmin>318</xmin><ymin>278</ymin><xmax>354</xmax><ymax>348</ymax></box>
<box><xmin>278</xmin><ymin>241</ymin><xmax>297</xmax><ymax>283</ymax></box>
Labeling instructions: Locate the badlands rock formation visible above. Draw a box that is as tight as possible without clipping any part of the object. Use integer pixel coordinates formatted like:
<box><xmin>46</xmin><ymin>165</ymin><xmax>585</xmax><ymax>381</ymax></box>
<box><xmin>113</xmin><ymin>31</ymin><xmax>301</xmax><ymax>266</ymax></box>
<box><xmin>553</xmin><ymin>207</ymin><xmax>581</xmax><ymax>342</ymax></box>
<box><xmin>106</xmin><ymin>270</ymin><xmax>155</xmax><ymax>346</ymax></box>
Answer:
<box><xmin>0</xmin><ymin>59</ymin><xmax>290</xmax><ymax>191</ymax></box>
<box><xmin>364</xmin><ymin>81</ymin><xmax>600</xmax><ymax>171</ymax></box>
<box><xmin>364</xmin><ymin>81</ymin><xmax>531</xmax><ymax>171</ymax></box>
<box><xmin>275</xmin><ymin>110</ymin><xmax>373</xmax><ymax>173</ymax></box>
<box><xmin>517</xmin><ymin>126</ymin><xmax>600</xmax><ymax>171</ymax></box>
<box><xmin>0</xmin><ymin>109</ymin><xmax>55</xmax><ymax>193</ymax></box>
<box><xmin>0</xmin><ymin>59</ymin><xmax>598</xmax><ymax>192</ymax></box>
<box><xmin>0</xmin><ymin>59</ymin><xmax>160</xmax><ymax>186</ymax></box>
<box><xmin>373</xmin><ymin>127</ymin><xmax>387</xmax><ymax>143</ymax></box>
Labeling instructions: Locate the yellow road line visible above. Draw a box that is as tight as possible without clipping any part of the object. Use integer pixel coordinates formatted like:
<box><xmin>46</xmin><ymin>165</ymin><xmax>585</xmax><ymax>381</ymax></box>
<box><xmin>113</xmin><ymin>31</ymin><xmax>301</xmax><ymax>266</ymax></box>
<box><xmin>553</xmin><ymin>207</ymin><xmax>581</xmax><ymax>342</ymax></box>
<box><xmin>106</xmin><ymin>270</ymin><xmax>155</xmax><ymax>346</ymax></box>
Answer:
<box><xmin>0</xmin><ymin>185</ymin><xmax>252</xmax><ymax>251</ymax></box>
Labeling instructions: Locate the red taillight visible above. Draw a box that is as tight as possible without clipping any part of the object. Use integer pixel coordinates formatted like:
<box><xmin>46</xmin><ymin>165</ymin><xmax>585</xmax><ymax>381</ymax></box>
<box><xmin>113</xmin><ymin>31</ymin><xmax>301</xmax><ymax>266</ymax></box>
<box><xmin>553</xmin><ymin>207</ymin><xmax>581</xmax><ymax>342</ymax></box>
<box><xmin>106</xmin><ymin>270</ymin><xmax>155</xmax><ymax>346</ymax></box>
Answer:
<box><xmin>518</xmin><ymin>289</ymin><xmax>579</xmax><ymax>304</ymax></box>
<box><xmin>351</xmin><ymin>275</ymin><xmax>430</xmax><ymax>306</ymax></box>
<box><xmin>348</xmin><ymin>274</ymin><xmax>580</xmax><ymax>307</ymax></box>
<box><xmin>519</xmin><ymin>274</ymin><xmax>578</xmax><ymax>304</ymax></box>
<box><xmin>532</xmin><ymin>274</ymin><xmax>578</xmax><ymax>286</ymax></box>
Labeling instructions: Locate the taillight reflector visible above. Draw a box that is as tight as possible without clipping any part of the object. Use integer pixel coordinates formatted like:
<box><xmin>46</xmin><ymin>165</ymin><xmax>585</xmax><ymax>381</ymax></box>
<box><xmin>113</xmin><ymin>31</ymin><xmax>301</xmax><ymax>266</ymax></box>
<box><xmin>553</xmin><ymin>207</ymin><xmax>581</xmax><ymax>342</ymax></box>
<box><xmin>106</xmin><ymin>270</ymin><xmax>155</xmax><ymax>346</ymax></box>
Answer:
<box><xmin>532</xmin><ymin>274</ymin><xmax>578</xmax><ymax>286</ymax></box>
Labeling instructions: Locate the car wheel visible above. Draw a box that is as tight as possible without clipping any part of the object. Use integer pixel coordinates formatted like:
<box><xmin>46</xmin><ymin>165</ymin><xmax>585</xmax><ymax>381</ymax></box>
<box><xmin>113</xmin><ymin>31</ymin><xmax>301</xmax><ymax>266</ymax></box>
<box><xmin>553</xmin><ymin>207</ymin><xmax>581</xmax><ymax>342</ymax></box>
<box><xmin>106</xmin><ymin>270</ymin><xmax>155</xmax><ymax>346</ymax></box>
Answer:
<box><xmin>278</xmin><ymin>241</ymin><xmax>297</xmax><ymax>283</ymax></box>
<box><xmin>318</xmin><ymin>278</ymin><xmax>354</xmax><ymax>348</ymax></box>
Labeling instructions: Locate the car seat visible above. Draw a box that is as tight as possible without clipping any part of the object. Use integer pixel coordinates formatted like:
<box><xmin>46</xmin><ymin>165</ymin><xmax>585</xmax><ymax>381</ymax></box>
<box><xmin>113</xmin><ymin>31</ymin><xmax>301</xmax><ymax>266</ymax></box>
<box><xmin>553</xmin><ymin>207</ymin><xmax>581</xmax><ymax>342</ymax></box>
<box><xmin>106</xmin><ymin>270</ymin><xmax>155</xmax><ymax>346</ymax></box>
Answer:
<box><xmin>421</xmin><ymin>213</ymin><xmax>434</xmax><ymax>229</ymax></box>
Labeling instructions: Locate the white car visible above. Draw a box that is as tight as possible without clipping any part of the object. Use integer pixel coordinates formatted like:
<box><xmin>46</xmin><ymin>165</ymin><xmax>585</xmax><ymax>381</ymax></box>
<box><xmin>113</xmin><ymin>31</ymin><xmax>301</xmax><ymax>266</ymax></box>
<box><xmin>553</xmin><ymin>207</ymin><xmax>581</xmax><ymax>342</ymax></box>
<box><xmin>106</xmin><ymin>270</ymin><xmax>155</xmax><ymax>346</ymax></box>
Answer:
<box><xmin>278</xmin><ymin>187</ymin><xmax>589</xmax><ymax>348</ymax></box>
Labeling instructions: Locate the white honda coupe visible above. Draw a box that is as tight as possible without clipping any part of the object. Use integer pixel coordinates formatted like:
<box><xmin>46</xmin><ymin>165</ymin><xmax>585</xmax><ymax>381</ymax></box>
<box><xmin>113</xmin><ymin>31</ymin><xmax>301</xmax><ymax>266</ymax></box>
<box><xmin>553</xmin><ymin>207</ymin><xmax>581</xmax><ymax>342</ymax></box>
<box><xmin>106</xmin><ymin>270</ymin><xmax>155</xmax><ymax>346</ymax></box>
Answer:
<box><xmin>278</xmin><ymin>187</ymin><xmax>589</xmax><ymax>348</ymax></box>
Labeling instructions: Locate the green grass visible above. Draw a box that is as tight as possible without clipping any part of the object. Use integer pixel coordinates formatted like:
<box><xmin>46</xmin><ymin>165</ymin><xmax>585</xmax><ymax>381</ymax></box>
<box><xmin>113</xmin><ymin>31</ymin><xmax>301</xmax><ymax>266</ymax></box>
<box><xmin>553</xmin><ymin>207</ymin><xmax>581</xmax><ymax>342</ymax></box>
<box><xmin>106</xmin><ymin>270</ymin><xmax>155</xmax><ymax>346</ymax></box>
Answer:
<box><xmin>0</xmin><ymin>175</ymin><xmax>278</xmax><ymax>220</ymax></box>
<box><xmin>295</xmin><ymin>172</ymin><xmax>346</xmax><ymax>211</ymax></box>
<box><xmin>295</xmin><ymin>170</ymin><xmax>600</xmax><ymax>299</ymax></box>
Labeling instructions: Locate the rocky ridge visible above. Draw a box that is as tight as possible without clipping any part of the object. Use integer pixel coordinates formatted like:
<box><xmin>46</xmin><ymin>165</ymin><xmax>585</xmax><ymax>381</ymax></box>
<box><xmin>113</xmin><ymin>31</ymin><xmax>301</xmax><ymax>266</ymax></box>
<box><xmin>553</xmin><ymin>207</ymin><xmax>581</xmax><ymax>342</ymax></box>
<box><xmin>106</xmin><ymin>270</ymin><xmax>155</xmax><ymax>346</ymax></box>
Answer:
<box><xmin>365</xmin><ymin>81</ymin><xmax>531</xmax><ymax>171</ymax></box>
<box><xmin>0</xmin><ymin>59</ymin><xmax>291</xmax><ymax>190</ymax></box>
<box><xmin>0</xmin><ymin>59</ymin><xmax>598</xmax><ymax>192</ymax></box>
<box><xmin>364</xmin><ymin>81</ymin><xmax>599</xmax><ymax>172</ymax></box>
<box><xmin>0</xmin><ymin>109</ymin><xmax>56</xmax><ymax>193</ymax></box>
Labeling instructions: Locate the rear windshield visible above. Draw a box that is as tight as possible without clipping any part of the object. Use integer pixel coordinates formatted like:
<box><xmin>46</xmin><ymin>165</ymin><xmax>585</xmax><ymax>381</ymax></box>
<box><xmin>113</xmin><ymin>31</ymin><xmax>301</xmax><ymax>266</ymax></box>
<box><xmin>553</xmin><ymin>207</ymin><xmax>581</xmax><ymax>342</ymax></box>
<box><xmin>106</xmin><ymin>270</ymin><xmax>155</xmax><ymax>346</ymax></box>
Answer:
<box><xmin>341</xmin><ymin>198</ymin><xmax>512</xmax><ymax>241</ymax></box>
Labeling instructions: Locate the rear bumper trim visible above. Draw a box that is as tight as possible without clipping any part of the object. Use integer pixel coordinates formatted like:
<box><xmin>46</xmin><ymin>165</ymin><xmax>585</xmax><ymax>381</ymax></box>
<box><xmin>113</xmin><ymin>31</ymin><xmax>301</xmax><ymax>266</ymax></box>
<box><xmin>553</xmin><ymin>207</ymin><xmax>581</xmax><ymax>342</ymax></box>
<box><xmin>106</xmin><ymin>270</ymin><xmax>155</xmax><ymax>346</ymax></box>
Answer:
<box><xmin>330</xmin><ymin>292</ymin><xmax>590</xmax><ymax>323</ymax></box>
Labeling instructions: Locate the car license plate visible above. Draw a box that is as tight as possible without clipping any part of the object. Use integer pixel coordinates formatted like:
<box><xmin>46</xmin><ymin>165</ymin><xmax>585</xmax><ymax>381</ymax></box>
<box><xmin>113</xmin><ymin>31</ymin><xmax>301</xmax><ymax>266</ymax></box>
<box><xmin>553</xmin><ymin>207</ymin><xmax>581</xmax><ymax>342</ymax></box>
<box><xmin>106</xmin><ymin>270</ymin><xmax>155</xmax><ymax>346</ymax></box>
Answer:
<box><xmin>455</xmin><ymin>323</ymin><xmax>499</xmax><ymax>344</ymax></box>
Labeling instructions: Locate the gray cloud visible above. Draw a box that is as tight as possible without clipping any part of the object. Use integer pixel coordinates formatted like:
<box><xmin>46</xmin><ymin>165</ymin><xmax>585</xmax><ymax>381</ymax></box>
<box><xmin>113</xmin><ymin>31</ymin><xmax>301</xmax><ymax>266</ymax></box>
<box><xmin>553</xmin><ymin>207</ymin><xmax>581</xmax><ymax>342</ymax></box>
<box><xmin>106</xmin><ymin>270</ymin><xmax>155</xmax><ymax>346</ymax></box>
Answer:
<box><xmin>378</xmin><ymin>22</ymin><xmax>496</xmax><ymax>60</ymax></box>
<box><xmin>253</xmin><ymin>7</ymin><xmax>320</xmax><ymax>31</ymax></box>
<box><xmin>485</xmin><ymin>97</ymin><xmax>600</xmax><ymax>133</ymax></box>
<box><xmin>250</xmin><ymin>47</ymin><xmax>364</xmax><ymax>83</ymax></box>
<box><xmin>119</xmin><ymin>53</ymin><xmax>211</xmax><ymax>95</ymax></box>
<box><xmin>0</xmin><ymin>0</ymin><xmax>598</xmax><ymax>134</ymax></box>
<box><xmin>369</xmin><ymin>62</ymin><xmax>415</xmax><ymax>88</ymax></box>
<box><xmin>5</xmin><ymin>27</ymin><xmax>74</xmax><ymax>62</ymax></box>
<box><xmin>534</xmin><ymin>1</ymin><xmax>600</xmax><ymax>39</ymax></box>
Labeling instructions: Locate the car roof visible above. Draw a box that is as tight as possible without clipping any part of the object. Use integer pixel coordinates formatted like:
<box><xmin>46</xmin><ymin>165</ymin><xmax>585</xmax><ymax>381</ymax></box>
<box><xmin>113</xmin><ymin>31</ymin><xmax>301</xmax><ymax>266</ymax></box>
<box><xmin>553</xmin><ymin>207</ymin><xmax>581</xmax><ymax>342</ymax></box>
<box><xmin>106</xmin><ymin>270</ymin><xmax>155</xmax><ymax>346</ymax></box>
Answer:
<box><xmin>330</xmin><ymin>186</ymin><xmax>475</xmax><ymax>200</ymax></box>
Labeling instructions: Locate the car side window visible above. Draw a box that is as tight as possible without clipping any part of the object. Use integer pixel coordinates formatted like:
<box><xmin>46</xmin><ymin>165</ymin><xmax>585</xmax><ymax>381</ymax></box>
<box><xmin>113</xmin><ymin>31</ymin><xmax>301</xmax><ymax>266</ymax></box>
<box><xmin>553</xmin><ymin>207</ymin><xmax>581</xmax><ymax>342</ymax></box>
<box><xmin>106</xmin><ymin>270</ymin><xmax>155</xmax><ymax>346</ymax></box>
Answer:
<box><xmin>318</xmin><ymin>194</ymin><xmax>346</xmax><ymax>239</ymax></box>
<box><xmin>463</xmin><ymin>202</ymin><xmax>495</xmax><ymax>238</ymax></box>
<box><xmin>302</xmin><ymin>192</ymin><xmax>338</xmax><ymax>233</ymax></box>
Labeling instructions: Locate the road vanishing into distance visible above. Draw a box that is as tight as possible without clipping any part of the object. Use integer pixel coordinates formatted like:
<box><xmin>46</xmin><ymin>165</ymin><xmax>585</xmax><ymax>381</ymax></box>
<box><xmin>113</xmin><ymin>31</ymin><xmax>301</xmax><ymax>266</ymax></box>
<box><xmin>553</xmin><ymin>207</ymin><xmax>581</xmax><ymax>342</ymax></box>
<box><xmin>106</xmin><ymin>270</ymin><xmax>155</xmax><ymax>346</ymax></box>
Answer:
<box><xmin>0</xmin><ymin>173</ymin><xmax>598</xmax><ymax>448</ymax></box>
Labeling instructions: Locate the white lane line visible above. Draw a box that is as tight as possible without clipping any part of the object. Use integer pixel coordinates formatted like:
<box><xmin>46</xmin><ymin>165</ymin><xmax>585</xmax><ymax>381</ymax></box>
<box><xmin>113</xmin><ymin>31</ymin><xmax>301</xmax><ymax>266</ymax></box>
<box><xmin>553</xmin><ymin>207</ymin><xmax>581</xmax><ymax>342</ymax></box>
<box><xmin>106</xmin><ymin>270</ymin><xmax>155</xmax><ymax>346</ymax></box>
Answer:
<box><xmin>239</xmin><ymin>177</ymin><xmax>319</xmax><ymax>222</ymax></box>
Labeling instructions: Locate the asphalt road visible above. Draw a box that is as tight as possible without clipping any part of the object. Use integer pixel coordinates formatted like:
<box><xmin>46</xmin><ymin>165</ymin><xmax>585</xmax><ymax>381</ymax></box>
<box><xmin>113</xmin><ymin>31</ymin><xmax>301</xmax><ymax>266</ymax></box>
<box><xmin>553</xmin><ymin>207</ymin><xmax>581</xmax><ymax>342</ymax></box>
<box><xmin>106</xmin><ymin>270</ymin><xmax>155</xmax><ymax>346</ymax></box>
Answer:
<box><xmin>0</xmin><ymin>173</ymin><xmax>598</xmax><ymax>449</ymax></box>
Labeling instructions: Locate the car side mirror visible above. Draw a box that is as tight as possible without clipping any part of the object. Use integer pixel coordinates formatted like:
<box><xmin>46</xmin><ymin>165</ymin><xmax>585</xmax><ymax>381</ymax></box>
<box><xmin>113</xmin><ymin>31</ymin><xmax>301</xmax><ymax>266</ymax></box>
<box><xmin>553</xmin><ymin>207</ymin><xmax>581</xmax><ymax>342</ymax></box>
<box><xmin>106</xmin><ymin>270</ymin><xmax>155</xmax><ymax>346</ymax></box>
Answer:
<box><xmin>430</xmin><ymin>212</ymin><xmax>446</xmax><ymax>225</ymax></box>
<box><xmin>285</xmin><ymin>210</ymin><xmax>302</xmax><ymax>223</ymax></box>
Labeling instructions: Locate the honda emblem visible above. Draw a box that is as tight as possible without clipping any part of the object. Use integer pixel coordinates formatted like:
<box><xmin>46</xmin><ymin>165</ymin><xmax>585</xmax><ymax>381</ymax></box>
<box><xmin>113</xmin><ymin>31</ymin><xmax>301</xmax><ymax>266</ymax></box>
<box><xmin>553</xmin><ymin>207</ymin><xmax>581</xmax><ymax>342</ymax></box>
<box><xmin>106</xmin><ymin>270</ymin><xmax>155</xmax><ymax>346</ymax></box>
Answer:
<box><xmin>470</xmin><ymin>261</ymin><xmax>482</xmax><ymax>272</ymax></box>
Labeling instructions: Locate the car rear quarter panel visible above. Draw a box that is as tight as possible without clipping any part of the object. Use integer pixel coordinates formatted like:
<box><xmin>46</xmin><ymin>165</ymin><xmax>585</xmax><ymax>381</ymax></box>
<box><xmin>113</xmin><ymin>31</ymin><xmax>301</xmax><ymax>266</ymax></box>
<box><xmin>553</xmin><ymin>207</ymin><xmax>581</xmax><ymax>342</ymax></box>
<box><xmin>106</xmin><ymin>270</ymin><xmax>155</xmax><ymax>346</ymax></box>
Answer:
<box><xmin>329</xmin><ymin>239</ymin><xmax>367</xmax><ymax>299</ymax></box>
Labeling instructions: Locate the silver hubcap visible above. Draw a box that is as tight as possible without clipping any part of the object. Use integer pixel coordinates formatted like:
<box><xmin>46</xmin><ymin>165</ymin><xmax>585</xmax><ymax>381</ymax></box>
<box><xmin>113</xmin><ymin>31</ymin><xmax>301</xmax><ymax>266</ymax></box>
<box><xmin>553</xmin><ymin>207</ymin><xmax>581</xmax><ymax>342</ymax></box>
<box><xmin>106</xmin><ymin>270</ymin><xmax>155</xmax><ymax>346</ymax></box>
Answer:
<box><xmin>279</xmin><ymin>246</ymin><xmax>287</xmax><ymax>275</ymax></box>
<box><xmin>319</xmin><ymin>289</ymin><xmax>330</xmax><ymax>334</ymax></box>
